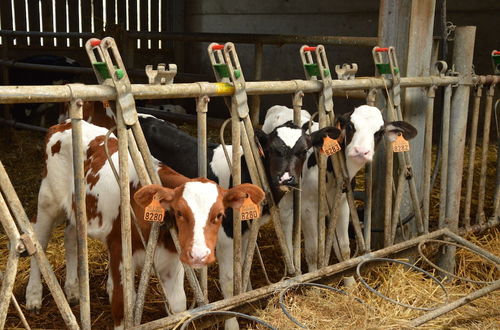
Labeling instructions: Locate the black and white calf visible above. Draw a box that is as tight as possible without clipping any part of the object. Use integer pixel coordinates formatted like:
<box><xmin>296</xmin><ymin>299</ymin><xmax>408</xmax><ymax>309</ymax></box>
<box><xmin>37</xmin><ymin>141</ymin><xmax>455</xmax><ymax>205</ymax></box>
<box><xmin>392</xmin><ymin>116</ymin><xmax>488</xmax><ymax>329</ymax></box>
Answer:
<box><xmin>262</xmin><ymin>105</ymin><xmax>417</xmax><ymax>273</ymax></box>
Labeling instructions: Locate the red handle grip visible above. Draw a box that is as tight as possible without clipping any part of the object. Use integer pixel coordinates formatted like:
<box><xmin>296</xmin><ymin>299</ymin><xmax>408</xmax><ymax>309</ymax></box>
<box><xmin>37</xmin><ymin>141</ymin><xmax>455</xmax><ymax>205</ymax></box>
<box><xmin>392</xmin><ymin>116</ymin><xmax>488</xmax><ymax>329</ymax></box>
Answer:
<box><xmin>494</xmin><ymin>51</ymin><xmax>500</xmax><ymax>55</ymax></box>
<box><xmin>90</xmin><ymin>39</ymin><xmax>101</xmax><ymax>46</ymax></box>
<box><xmin>303</xmin><ymin>46</ymin><xmax>317</xmax><ymax>52</ymax></box>
<box><xmin>375</xmin><ymin>47</ymin><xmax>389</xmax><ymax>52</ymax></box>
<box><xmin>212</xmin><ymin>44</ymin><xmax>224</xmax><ymax>50</ymax></box>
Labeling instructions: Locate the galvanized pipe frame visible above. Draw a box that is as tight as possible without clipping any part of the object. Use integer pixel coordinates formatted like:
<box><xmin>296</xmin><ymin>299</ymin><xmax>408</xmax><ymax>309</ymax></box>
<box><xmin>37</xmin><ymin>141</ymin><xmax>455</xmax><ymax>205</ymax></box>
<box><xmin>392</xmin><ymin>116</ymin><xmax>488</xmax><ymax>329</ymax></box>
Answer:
<box><xmin>0</xmin><ymin>162</ymin><xmax>80</xmax><ymax>329</ymax></box>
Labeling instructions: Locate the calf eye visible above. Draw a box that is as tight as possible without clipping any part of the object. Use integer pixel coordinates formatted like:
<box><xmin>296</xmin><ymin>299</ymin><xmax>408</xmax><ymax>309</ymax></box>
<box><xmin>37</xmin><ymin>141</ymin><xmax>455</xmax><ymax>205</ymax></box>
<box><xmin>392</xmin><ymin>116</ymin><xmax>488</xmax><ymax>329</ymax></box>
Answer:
<box><xmin>213</xmin><ymin>212</ymin><xmax>224</xmax><ymax>224</ymax></box>
<box><xmin>176</xmin><ymin>211</ymin><xmax>183</xmax><ymax>218</ymax></box>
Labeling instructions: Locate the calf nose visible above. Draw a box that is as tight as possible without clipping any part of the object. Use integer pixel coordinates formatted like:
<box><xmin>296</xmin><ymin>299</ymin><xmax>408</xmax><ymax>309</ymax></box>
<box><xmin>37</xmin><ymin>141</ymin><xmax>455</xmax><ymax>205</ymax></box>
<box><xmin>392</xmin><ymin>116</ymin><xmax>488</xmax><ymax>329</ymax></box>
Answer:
<box><xmin>353</xmin><ymin>146</ymin><xmax>370</xmax><ymax>156</ymax></box>
<box><xmin>189</xmin><ymin>247</ymin><xmax>211</xmax><ymax>262</ymax></box>
<box><xmin>278</xmin><ymin>172</ymin><xmax>297</xmax><ymax>186</ymax></box>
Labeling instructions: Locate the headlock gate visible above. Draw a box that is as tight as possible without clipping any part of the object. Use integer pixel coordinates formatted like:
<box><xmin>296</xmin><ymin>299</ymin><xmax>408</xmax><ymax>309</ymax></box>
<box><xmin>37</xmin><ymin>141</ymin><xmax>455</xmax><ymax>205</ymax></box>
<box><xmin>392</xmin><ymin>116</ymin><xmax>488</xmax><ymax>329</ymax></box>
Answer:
<box><xmin>0</xmin><ymin>28</ymin><xmax>499</xmax><ymax>329</ymax></box>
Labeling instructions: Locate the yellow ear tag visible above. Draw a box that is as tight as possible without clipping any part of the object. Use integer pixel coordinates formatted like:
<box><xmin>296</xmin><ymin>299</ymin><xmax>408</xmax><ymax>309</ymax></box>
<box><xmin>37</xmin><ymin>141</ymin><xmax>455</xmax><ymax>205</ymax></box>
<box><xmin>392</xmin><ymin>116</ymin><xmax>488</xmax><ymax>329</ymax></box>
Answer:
<box><xmin>102</xmin><ymin>100</ymin><xmax>111</xmax><ymax>108</ymax></box>
<box><xmin>239</xmin><ymin>197</ymin><xmax>260</xmax><ymax>221</ymax></box>
<box><xmin>144</xmin><ymin>193</ymin><xmax>165</xmax><ymax>222</ymax></box>
<box><xmin>320</xmin><ymin>136</ymin><xmax>341</xmax><ymax>156</ymax></box>
<box><xmin>392</xmin><ymin>134</ymin><xmax>410</xmax><ymax>153</ymax></box>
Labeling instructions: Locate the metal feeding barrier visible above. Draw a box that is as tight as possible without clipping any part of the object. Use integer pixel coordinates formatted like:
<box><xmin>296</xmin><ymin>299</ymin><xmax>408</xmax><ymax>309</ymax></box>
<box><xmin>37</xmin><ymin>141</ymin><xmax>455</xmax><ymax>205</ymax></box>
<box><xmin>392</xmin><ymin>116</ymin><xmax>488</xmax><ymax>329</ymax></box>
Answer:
<box><xmin>0</xmin><ymin>30</ymin><xmax>499</xmax><ymax>330</ymax></box>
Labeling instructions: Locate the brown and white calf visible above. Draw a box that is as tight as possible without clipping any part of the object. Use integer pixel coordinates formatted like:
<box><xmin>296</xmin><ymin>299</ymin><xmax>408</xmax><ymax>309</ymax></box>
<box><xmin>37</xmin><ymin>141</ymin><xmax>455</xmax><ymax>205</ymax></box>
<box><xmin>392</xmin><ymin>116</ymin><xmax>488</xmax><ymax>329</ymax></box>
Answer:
<box><xmin>25</xmin><ymin>120</ymin><xmax>264</xmax><ymax>328</ymax></box>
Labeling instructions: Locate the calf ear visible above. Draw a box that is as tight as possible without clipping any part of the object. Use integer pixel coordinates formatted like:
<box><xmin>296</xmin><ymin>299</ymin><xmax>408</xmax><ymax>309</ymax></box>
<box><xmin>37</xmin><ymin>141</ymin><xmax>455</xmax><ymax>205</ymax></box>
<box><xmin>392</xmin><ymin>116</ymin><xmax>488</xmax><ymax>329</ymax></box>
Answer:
<box><xmin>310</xmin><ymin>126</ymin><xmax>341</xmax><ymax>148</ymax></box>
<box><xmin>384</xmin><ymin>121</ymin><xmax>418</xmax><ymax>142</ymax></box>
<box><xmin>223</xmin><ymin>184</ymin><xmax>265</xmax><ymax>209</ymax></box>
<box><xmin>134</xmin><ymin>184</ymin><xmax>175</xmax><ymax>210</ymax></box>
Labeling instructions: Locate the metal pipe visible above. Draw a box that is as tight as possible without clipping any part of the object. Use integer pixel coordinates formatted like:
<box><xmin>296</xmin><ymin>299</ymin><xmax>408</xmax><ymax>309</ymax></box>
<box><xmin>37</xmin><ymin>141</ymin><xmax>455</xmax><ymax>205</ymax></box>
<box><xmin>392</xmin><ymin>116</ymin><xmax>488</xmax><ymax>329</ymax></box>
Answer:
<box><xmin>0</xmin><ymin>248</ymin><xmax>19</xmax><ymax>329</ymax></box>
<box><xmin>250</xmin><ymin>43</ymin><xmax>263</xmax><ymax>126</ymax></box>
<box><xmin>463</xmin><ymin>86</ymin><xmax>483</xmax><ymax>227</ymax></box>
<box><xmin>231</xmin><ymin>102</ymin><xmax>243</xmax><ymax>296</ymax></box>
<box><xmin>115</xmin><ymin>105</ymin><xmax>135</xmax><ymax>328</ymax></box>
<box><xmin>364</xmin><ymin>89</ymin><xmax>377</xmax><ymax>251</ymax></box>
<box><xmin>0</xmin><ymin>162</ymin><xmax>79</xmax><ymax>329</ymax></box>
<box><xmin>316</xmin><ymin>95</ymin><xmax>328</xmax><ymax>268</ymax></box>
<box><xmin>390</xmin><ymin>168</ymin><xmax>407</xmax><ymax>244</ymax></box>
<box><xmin>0</xmin><ymin>118</ymin><xmax>48</xmax><ymax>132</ymax></box>
<box><xmin>422</xmin><ymin>86</ymin><xmax>437</xmax><ymax>233</ymax></box>
<box><xmin>0</xmin><ymin>76</ymin><xmax>466</xmax><ymax>104</ymax></box>
<box><xmin>69</xmin><ymin>98</ymin><xmax>91</xmax><ymax>330</ymax></box>
<box><xmin>240</xmin><ymin>122</ymin><xmax>264</xmax><ymax>292</ymax></box>
<box><xmin>475</xmin><ymin>84</ymin><xmax>496</xmax><ymax>224</ymax></box>
<box><xmin>384</xmin><ymin>140</ymin><xmax>394</xmax><ymax>247</ymax></box>
<box><xmin>410</xmin><ymin>280</ymin><xmax>500</xmax><ymax>327</ymax></box>
<box><xmin>292</xmin><ymin>91</ymin><xmax>304</xmax><ymax>272</ymax></box>
<box><xmin>444</xmin><ymin>229</ymin><xmax>500</xmax><ymax>265</ymax></box>
<box><xmin>133</xmin><ymin>228</ymin><xmax>449</xmax><ymax>330</ymax></box>
<box><xmin>439</xmin><ymin>85</ymin><xmax>452</xmax><ymax>226</ymax></box>
<box><xmin>196</xmin><ymin>95</ymin><xmax>210</xmax><ymax>300</ymax></box>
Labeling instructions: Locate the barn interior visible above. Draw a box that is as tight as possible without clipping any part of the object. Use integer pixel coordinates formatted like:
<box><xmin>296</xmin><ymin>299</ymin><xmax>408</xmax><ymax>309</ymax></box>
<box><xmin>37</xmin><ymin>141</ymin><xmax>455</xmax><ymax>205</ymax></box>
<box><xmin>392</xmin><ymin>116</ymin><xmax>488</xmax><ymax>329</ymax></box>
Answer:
<box><xmin>0</xmin><ymin>0</ymin><xmax>499</xmax><ymax>329</ymax></box>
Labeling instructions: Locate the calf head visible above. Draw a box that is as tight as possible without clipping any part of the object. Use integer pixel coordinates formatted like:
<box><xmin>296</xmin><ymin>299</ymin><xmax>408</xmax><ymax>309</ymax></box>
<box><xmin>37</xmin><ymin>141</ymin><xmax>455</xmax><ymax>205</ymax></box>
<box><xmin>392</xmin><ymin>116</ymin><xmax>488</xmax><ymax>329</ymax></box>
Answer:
<box><xmin>336</xmin><ymin>105</ymin><xmax>417</xmax><ymax>167</ymax></box>
<box><xmin>134</xmin><ymin>180</ymin><xmax>264</xmax><ymax>267</ymax></box>
<box><xmin>255</xmin><ymin>122</ymin><xmax>340</xmax><ymax>197</ymax></box>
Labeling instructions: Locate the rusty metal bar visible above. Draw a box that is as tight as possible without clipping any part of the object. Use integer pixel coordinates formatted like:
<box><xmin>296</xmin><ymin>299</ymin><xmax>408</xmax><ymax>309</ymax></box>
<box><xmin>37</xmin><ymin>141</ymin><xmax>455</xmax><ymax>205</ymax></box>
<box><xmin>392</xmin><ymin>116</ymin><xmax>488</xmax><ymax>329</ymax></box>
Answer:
<box><xmin>364</xmin><ymin>89</ymin><xmax>377</xmax><ymax>251</ymax></box>
<box><xmin>68</xmin><ymin>98</ymin><xmax>91</xmax><ymax>330</ymax></box>
<box><xmin>422</xmin><ymin>86</ymin><xmax>437</xmax><ymax>233</ymax></box>
<box><xmin>384</xmin><ymin>140</ymin><xmax>394</xmax><ymax>247</ymax></box>
<box><xmin>0</xmin><ymin>247</ymin><xmax>19</xmax><ymax>329</ymax></box>
<box><xmin>410</xmin><ymin>280</ymin><xmax>500</xmax><ymax>327</ymax></box>
<box><xmin>390</xmin><ymin>167</ymin><xmax>407</xmax><ymax>244</ymax></box>
<box><xmin>476</xmin><ymin>83</ymin><xmax>497</xmax><ymax>224</ymax></box>
<box><xmin>133</xmin><ymin>228</ymin><xmax>449</xmax><ymax>330</ymax></box>
<box><xmin>0</xmin><ymin>162</ymin><xmax>79</xmax><ymax>329</ymax></box>
<box><xmin>250</xmin><ymin>43</ymin><xmax>263</xmax><ymax>126</ymax></box>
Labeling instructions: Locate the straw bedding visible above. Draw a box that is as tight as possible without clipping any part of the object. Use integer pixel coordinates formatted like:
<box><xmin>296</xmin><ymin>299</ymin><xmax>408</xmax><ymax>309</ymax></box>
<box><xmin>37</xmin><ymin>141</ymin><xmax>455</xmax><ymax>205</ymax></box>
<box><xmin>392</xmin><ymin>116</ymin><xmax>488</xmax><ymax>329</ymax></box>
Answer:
<box><xmin>1</xmin><ymin>127</ymin><xmax>499</xmax><ymax>329</ymax></box>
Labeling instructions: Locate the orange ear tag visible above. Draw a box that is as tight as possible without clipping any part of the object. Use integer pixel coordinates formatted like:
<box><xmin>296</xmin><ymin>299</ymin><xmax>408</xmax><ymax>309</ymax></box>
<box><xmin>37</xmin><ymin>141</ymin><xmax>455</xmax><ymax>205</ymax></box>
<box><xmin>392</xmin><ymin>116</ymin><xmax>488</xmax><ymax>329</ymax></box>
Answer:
<box><xmin>102</xmin><ymin>100</ymin><xmax>111</xmax><ymax>108</ymax></box>
<box><xmin>239</xmin><ymin>197</ymin><xmax>260</xmax><ymax>221</ymax></box>
<box><xmin>392</xmin><ymin>134</ymin><xmax>410</xmax><ymax>153</ymax></box>
<box><xmin>144</xmin><ymin>193</ymin><xmax>165</xmax><ymax>222</ymax></box>
<box><xmin>320</xmin><ymin>136</ymin><xmax>341</xmax><ymax>156</ymax></box>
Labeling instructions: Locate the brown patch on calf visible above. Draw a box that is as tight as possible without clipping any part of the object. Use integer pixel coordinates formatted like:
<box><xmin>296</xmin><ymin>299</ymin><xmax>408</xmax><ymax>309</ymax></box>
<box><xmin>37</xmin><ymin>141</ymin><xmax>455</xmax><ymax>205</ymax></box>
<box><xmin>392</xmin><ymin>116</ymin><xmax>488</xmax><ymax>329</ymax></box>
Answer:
<box><xmin>51</xmin><ymin>140</ymin><xmax>61</xmax><ymax>156</ymax></box>
<box><xmin>42</xmin><ymin>121</ymin><xmax>72</xmax><ymax>178</ymax></box>
<box><xmin>61</xmin><ymin>101</ymin><xmax>117</xmax><ymax>129</ymax></box>
<box><xmin>84</xmin><ymin>135</ymin><xmax>118</xmax><ymax>190</ymax></box>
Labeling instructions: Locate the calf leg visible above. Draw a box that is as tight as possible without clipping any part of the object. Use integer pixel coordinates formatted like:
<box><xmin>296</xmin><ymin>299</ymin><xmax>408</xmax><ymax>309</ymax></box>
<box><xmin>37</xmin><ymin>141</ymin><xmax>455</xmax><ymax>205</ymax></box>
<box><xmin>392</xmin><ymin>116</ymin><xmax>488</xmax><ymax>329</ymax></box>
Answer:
<box><xmin>332</xmin><ymin>197</ymin><xmax>355</xmax><ymax>286</ymax></box>
<box><xmin>301</xmin><ymin>206</ymin><xmax>318</xmax><ymax>272</ymax></box>
<box><xmin>155</xmin><ymin>249</ymin><xmax>186</xmax><ymax>313</ymax></box>
<box><xmin>64</xmin><ymin>223</ymin><xmax>79</xmax><ymax>304</ymax></box>
<box><xmin>107</xmin><ymin>243</ymin><xmax>126</xmax><ymax>330</ymax></box>
<box><xmin>26</xmin><ymin>195</ymin><xmax>63</xmax><ymax>312</ymax></box>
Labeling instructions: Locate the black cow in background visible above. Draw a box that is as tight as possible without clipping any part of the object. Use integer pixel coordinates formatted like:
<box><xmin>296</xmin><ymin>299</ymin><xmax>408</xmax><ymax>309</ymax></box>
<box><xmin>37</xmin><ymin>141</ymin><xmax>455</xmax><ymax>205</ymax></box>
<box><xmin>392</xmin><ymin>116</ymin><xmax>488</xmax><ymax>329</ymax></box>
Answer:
<box><xmin>6</xmin><ymin>55</ymin><xmax>81</xmax><ymax>127</ymax></box>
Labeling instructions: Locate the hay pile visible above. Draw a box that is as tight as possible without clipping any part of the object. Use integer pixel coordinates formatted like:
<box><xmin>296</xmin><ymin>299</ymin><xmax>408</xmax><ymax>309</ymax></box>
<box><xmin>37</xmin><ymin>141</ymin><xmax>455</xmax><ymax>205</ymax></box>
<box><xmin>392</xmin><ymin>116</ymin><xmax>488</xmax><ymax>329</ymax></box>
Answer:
<box><xmin>253</xmin><ymin>228</ymin><xmax>500</xmax><ymax>329</ymax></box>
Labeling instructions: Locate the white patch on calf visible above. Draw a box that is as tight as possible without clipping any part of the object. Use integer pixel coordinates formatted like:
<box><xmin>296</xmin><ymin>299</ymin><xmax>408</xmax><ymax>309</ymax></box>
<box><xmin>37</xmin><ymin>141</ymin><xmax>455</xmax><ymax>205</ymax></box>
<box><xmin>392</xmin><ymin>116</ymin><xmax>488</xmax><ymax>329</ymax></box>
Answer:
<box><xmin>182</xmin><ymin>181</ymin><xmax>218</xmax><ymax>261</ymax></box>
<box><xmin>210</xmin><ymin>145</ymin><xmax>242</xmax><ymax>189</ymax></box>
<box><xmin>262</xmin><ymin>105</ymin><xmax>311</xmax><ymax>134</ymax></box>
<box><xmin>276</xmin><ymin>126</ymin><xmax>303</xmax><ymax>149</ymax></box>
<box><xmin>345</xmin><ymin>105</ymin><xmax>384</xmax><ymax>169</ymax></box>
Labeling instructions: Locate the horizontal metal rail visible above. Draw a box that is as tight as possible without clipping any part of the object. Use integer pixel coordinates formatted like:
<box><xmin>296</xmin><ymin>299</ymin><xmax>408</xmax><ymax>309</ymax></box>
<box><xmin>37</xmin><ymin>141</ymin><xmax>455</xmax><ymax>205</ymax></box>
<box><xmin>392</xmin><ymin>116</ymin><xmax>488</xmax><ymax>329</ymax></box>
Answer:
<box><xmin>0</xmin><ymin>76</ymin><xmax>472</xmax><ymax>104</ymax></box>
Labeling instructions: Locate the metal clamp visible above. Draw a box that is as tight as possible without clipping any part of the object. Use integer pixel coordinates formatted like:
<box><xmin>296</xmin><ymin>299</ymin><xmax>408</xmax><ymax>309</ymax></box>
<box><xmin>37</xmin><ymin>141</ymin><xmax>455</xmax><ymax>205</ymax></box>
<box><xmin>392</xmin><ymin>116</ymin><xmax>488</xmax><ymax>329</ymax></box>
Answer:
<box><xmin>146</xmin><ymin>63</ymin><xmax>177</xmax><ymax>85</ymax></box>
<box><xmin>85</xmin><ymin>37</ymin><xmax>138</xmax><ymax>126</ymax></box>
<box><xmin>434</xmin><ymin>61</ymin><xmax>448</xmax><ymax>78</ymax></box>
<box><xmin>300</xmin><ymin>45</ymin><xmax>333</xmax><ymax>113</ymax></box>
<box><xmin>208</xmin><ymin>42</ymin><xmax>249</xmax><ymax>118</ymax></box>
<box><xmin>492</xmin><ymin>50</ymin><xmax>500</xmax><ymax>75</ymax></box>
<box><xmin>372</xmin><ymin>46</ymin><xmax>401</xmax><ymax>112</ymax></box>
<box><xmin>335</xmin><ymin>63</ymin><xmax>358</xmax><ymax>80</ymax></box>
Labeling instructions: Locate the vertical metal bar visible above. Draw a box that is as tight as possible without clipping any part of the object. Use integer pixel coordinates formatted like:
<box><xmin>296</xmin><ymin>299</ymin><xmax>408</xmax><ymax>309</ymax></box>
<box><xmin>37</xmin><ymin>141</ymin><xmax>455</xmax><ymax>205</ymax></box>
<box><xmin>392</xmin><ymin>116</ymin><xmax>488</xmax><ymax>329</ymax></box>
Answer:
<box><xmin>292</xmin><ymin>91</ymin><xmax>304</xmax><ymax>273</ymax></box>
<box><xmin>475</xmin><ymin>84</ymin><xmax>496</xmax><ymax>224</ymax></box>
<box><xmin>0</xmin><ymin>162</ymin><xmax>79</xmax><ymax>329</ymax></box>
<box><xmin>422</xmin><ymin>86</ymin><xmax>436</xmax><ymax>233</ymax></box>
<box><xmin>317</xmin><ymin>95</ymin><xmax>327</xmax><ymax>268</ymax></box>
<box><xmin>463</xmin><ymin>86</ymin><xmax>483</xmax><ymax>227</ymax></box>
<box><xmin>231</xmin><ymin>102</ymin><xmax>243</xmax><ymax>296</ymax></box>
<box><xmin>439</xmin><ymin>85</ymin><xmax>452</xmax><ymax>226</ymax></box>
<box><xmin>364</xmin><ymin>89</ymin><xmax>377</xmax><ymax>251</ymax></box>
<box><xmin>69</xmin><ymin>99</ymin><xmax>91</xmax><ymax>330</ymax></box>
<box><xmin>441</xmin><ymin>26</ymin><xmax>476</xmax><ymax>274</ymax></box>
<box><xmin>390</xmin><ymin>168</ymin><xmax>407</xmax><ymax>244</ymax></box>
<box><xmin>196</xmin><ymin>95</ymin><xmax>209</xmax><ymax>300</ymax></box>
<box><xmin>384</xmin><ymin>140</ymin><xmax>394</xmax><ymax>247</ymax></box>
<box><xmin>116</xmin><ymin>105</ymin><xmax>134</xmax><ymax>328</ymax></box>
<box><xmin>240</xmin><ymin>122</ymin><xmax>263</xmax><ymax>292</ymax></box>
<box><xmin>0</xmin><ymin>248</ymin><xmax>19</xmax><ymax>329</ymax></box>
<box><xmin>250</xmin><ymin>43</ymin><xmax>263</xmax><ymax>126</ymax></box>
